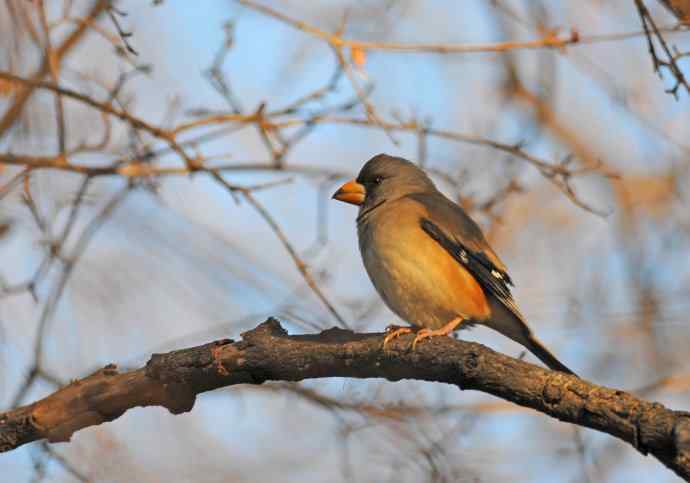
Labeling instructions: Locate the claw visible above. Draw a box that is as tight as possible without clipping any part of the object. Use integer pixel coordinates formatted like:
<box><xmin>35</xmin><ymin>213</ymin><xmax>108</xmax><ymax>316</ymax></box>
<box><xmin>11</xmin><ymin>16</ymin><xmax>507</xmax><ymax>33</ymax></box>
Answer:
<box><xmin>411</xmin><ymin>328</ymin><xmax>434</xmax><ymax>350</ymax></box>
<box><xmin>382</xmin><ymin>325</ymin><xmax>413</xmax><ymax>349</ymax></box>
<box><xmin>410</xmin><ymin>316</ymin><xmax>466</xmax><ymax>350</ymax></box>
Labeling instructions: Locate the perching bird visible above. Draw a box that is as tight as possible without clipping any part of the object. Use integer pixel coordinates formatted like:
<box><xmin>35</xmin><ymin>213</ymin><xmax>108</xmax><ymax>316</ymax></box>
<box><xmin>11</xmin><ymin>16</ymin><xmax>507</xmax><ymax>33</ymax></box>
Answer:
<box><xmin>332</xmin><ymin>154</ymin><xmax>575</xmax><ymax>375</ymax></box>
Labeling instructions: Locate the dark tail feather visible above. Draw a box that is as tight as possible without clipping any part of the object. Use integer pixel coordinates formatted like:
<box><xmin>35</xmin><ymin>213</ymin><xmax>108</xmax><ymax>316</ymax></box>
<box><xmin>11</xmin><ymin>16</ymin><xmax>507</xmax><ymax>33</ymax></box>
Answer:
<box><xmin>484</xmin><ymin>297</ymin><xmax>577</xmax><ymax>376</ymax></box>
<box><xmin>524</xmin><ymin>333</ymin><xmax>576</xmax><ymax>376</ymax></box>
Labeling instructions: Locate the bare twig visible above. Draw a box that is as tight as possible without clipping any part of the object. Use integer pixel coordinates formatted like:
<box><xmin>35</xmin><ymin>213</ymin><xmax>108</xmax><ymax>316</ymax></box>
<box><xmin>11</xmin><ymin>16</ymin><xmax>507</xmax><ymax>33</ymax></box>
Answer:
<box><xmin>0</xmin><ymin>72</ymin><xmax>197</xmax><ymax>171</ymax></box>
<box><xmin>11</xmin><ymin>184</ymin><xmax>130</xmax><ymax>407</ymax></box>
<box><xmin>0</xmin><ymin>0</ymin><xmax>109</xmax><ymax>138</ymax></box>
<box><xmin>236</xmin><ymin>0</ymin><xmax>580</xmax><ymax>54</ymax></box>
<box><xmin>635</xmin><ymin>0</ymin><xmax>690</xmax><ymax>97</ymax></box>
<box><xmin>210</xmin><ymin>172</ymin><xmax>349</xmax><ymax>328</ymax></box>
<box><xmin>37</xmin><ymin>0</ymin><xmax>67</xmax><ymax>154</ymax></box>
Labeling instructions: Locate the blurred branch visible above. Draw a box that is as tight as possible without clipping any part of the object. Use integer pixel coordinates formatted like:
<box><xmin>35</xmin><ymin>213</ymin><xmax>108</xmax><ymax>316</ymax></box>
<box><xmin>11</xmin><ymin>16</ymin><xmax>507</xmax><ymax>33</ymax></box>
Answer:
<box><xmin>37</xmin><ymin>442</ymin><xmax>90</xmax><ymax>483</ymax></box>
<box><xmin>254</xmin><ymin>382</ymin><xmax>518</xmax><ymax>418</ymax></box>
<box><xmin>237</xmin><ymin>0</ymin><xmax>688</xmax><ymax>53</ymax></box>
<box><xmin>106</xmin><ymin>3</ymin><xmax>139</xmax><ymax>56</ymax></box>
<box><xmin>0</xmin><ymin>0</ymin><xmax>109</xmax><ymax>138</ymax></box>
<box><xmin>0</xmin><ymin>71</ymin><xmax>196</xmax><ymax>170</ymax></box>
<box><xmin>271</xmin><ymin>115</ymin><xmax>615</xmax><ymax>215</ymax></box>
<box><xmin>236</xmin><ymin>0</ymin><xmax>581</xmax><ymax>54</ymax></box>
<box><xmin>657</xmin><ymin>0</ymin><xmax>690</xmax><ymax>24</ymax></box>
<box><xmin>37</xmin><ymin>0</ymin><xmax>67</xmax><ymax>155</ymax></box>
<box><xmin>0</xmin><ymin>75</ymin><xmax>611</xmax><ymax>216</ymax></box>
<box><xmin>209</xmin><ymin>171</ymin><xmax>349</xmax><ymax>328</ymax></box>
<box><xmin>2</xmin><ymin>318</ymin><xmax>690</xmax><ymax>480</ymax></box>
<box><xmin>9</xmin><ymin>183</ymin><xmax>130</xmax><ymax>407</ymax></box>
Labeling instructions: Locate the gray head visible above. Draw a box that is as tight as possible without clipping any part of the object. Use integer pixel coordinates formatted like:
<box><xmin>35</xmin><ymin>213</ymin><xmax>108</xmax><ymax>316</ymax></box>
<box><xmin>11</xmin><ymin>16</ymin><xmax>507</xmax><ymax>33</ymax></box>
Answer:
<box><xmin>332</xmin><ymin>154</ymin><xmax>437</xmax><ymax>209</ymax></box>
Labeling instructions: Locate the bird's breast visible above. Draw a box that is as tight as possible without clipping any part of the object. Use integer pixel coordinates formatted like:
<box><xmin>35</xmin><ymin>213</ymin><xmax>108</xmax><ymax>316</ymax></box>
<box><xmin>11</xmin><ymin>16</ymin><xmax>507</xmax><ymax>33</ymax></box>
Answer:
<box><xmin>358</xmin><ymin>209</ymin><xmax>489</xmax><ymax>330</ymax></box>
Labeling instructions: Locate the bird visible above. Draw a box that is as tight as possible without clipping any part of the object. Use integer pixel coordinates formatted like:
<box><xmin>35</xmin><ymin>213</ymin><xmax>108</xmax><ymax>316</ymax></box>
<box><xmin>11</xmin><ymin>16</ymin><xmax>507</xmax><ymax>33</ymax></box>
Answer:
<box><xmin>332</xmin><ymin>153</ymin><xmax>575</xmax><ymax>375</ymax></box>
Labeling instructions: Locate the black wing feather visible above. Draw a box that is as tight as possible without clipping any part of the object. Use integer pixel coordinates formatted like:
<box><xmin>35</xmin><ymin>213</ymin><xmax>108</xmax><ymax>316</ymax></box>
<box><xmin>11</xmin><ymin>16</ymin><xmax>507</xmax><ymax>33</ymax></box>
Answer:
<box><xmin>420</xmin><ymin>218</ymin><xmax>513</xmax><ymax>303</ymax></box>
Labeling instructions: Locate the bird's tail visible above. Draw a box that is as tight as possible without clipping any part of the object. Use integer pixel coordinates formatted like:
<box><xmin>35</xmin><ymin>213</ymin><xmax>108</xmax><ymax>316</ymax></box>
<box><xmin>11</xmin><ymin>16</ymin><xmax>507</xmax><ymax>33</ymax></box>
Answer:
<box><xmin>484</xmin><ymin>297</ymin><xmax>576</xmax><ymax>376</ymax></box>
<box><xmin>522</xmin><ymin>332</ymin><xmax>576</xmax><ymax>375</ymax></box>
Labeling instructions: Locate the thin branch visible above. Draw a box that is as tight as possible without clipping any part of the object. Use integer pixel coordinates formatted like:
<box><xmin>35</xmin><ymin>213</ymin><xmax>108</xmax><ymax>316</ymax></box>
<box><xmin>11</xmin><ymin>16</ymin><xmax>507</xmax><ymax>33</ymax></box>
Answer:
<box><xmin>10</xmin><ymin>184</ymin><xmax>130</xmax><ymax>407</ymax></box>
<box><xmin>39</xmin><ymin>443</ymin><xmax>90</xmax><ymax>483</ymax></box>
<box><xmin>37</xmin><ymin>0</ymin><xmax>67</xmax><ymax>154</ymax></box>
<box><xmin>0</xmin><ymin>99</ymin><xmax>611</xmax><ymax>215</ymax></box>
<box><xmin>0</xmin><ymin>72</ymin><xmax>197</xmax><ymax>171</ymax></box>
<box><xmin>331</xmin><ymin>43</ymin><xmax>396</xmax><ymax>144</ymax></box>
<box><xmin>0</xmin><ymin>0</ymin><xmax>109</xmax><ymax>138</ymax></box>
<box><xmin>210</xmin><ymin>171</ymin><xmax>349</xmax><ymax>328</ymax></box>
<box><xmin>236</xmin><ymin>0</ymin><xmax>581</xmax><ymax>54</ymax></box>
<box><xmin>635</xmin><ymin>0</ymin><xmax>690</xmax><ymax>97</ymax></box>
<box><xmin>0</xmin><ymin>153</ymin><xmax>350</xmax><ymax>179</ymax></box>
<box><xmin>106</xmin><ymin>4</ymin><xmax>138</xmax><ymax>56</ymax></box>
<box><xmin>0</xmin><ymin>167</ymin><xmax>32</xmax><ymax>201</ymax></box>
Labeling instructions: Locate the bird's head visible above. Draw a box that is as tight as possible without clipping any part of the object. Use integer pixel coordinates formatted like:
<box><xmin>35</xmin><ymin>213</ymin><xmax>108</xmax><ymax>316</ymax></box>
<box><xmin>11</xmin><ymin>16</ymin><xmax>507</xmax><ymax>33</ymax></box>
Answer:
<box><xmin>332</xmin><ymin>154</ymin><xmax>436</xmax><ymax>209</ymax></box>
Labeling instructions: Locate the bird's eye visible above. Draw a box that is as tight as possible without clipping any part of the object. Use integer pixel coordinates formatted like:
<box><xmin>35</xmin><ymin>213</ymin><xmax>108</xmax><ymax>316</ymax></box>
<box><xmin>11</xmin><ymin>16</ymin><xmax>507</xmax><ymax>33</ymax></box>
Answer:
<box><xmin>374</xmin><ymin>176</ymin><xmax>384</xmax><ymax>185</ymax></box>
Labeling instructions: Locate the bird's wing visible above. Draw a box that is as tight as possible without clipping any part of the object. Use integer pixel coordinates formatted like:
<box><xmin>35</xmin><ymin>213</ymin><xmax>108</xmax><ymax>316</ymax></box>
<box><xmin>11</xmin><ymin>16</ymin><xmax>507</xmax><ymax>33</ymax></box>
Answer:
<box><xmin>409</xmin><ymin>192</ymin><xmax>519</xmax><ymax>318</ymax></box>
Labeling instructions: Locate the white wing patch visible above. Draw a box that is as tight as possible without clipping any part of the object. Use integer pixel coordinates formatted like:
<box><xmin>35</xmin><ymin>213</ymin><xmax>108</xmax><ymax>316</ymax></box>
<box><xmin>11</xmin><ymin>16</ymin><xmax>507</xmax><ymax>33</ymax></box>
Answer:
<box><xmin>459</xmin><ymin>250</ymin><xmax>469</xmax><ymax>263</ymax></box>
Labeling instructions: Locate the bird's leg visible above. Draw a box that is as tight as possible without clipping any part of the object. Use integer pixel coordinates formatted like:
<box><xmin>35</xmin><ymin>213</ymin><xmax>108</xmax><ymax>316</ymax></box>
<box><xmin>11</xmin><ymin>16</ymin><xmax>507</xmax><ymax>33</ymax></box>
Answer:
<box><xmin>382</xmin><ymin>324</ymin><xmax>414</xmax><ymax>349</ymax></box>
<box><xmin>411</xmin><ymin>316</ymin><xmax>466</xmax><ymax>350</ymax></box>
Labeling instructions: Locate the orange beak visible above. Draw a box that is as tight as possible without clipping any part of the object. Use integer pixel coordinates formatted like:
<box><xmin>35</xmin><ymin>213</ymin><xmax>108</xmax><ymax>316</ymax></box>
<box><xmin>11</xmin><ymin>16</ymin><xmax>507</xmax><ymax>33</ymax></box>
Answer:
<box><xmin>332</xmin><ymin>179</ymin><xmax>366</xmax><ymax>206</ymax></box>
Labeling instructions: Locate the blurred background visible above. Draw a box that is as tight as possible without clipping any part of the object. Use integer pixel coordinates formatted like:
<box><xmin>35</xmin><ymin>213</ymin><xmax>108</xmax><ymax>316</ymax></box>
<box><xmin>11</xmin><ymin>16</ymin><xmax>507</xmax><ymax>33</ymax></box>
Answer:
<box><xmin>1</xmin><ymin>0</ymin><xmax>690</xmax><ymax>481</ymax></box>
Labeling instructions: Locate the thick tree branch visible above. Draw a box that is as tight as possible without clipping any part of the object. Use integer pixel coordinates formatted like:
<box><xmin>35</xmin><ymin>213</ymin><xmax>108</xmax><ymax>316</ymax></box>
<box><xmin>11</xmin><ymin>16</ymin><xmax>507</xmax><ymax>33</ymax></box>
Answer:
<box><xmin>1</xmin><ymin>319</ymin><xmax>689</xmax><ymax>480</ymax></box>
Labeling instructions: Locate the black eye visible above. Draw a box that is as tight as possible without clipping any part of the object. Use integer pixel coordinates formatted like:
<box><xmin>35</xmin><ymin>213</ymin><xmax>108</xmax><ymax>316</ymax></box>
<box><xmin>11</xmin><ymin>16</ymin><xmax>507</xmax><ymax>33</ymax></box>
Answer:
<box><xmin>374</xmin><ymin>176</ymin><xmax>384</xmax><ymax>185</ymax></box>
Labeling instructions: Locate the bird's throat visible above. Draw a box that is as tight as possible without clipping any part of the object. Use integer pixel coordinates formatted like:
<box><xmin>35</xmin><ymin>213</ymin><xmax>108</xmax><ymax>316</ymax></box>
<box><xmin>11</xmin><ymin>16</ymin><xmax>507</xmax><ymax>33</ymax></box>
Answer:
<box><xmin>356</xmin><ymin>198</ymin><xmax>387</xmax><ymax>224</ymax></box>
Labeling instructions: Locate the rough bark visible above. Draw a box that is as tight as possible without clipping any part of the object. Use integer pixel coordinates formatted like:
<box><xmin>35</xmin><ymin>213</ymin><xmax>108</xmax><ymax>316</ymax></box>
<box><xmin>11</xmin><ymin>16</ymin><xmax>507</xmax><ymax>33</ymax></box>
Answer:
<box><xmin>1</xmin><ymin>318</ymin><xmax>689</xmax><ymax>480</ymax></box>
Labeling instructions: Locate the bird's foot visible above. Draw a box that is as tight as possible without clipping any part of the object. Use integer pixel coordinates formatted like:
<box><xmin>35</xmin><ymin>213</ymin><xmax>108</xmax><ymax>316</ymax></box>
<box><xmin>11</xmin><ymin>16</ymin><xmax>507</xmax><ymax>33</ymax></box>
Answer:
<box><xmin>410</xmin><ymin>316</ymin><xmax>465</xmax><ymax>350</ymax></box>
<box><xmin>382</xmin><ymin>325</ymin><xmax>413</xmax><ymax>349</ymax></box>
